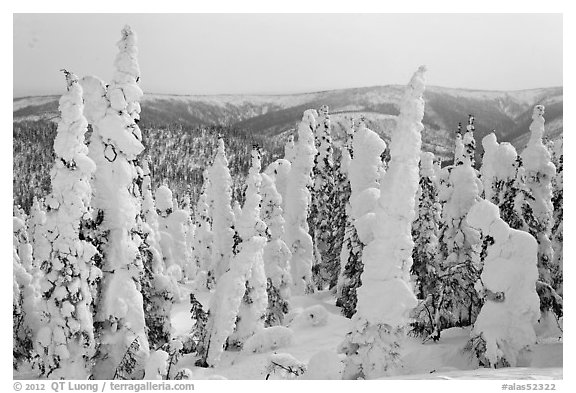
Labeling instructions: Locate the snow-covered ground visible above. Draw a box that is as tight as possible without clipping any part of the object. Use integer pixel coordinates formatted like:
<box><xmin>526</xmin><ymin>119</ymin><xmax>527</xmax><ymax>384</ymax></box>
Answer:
<box><xmin>170</xmin><ymin>283</ymin><xmax>562</xmax><ymax>380</ymax></box>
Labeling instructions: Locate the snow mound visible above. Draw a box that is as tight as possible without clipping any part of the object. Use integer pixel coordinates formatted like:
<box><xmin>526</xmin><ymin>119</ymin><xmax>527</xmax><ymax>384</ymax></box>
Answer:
<box><xmin>144</xmin><ymin>350</ymin><xmax>168</xmax><ymax>380</ymax></box>
<box><xmin>302</xmin><ymin>350</ymin><xmax>343</xmax><ymax>380</ymax></box>
<box><xmin>243</xmin><ymin>326</ymin><xmax>294</xmax><ymax>354</ymax></box>
<box><xmin>291</xmin><ymin>304</ymin><xmax>329</xmax><ymax>327</ymax></box>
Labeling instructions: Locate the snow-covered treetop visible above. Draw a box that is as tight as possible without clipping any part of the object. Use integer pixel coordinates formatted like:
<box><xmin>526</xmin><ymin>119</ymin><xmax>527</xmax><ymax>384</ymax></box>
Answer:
<box><xmin>348</xmin><ymin>117</ymin><xmax>386</xmax><ymax>221</ymax></box>
<box><xmin>284</xmin><ymin>134</ymin><xmax>296</xmax><ymax>163</ymax></box>
<box><xmin>261</xmin><ymin>173</ymin><xmax>284</xmax><ymax>240</ymax></box>
<box><xmin>521</xmin><ymin>105</ymin><xmax>555</xmax><ymax>177</ymax></box>
<box><xmin>113</xmin><ymin>25</ymin><xmax>142</xmax><ymax>86</ymax></box>
<box><xmin>53</xmin><ymin>70</ymin><xmax>96</xmax><ymax>175</ymax></box>
<box><xmin>377</xmin><ymin>65</ymin><xmax>426</xmax><ymax>213</ymax></box>
<box><xmin>237</xmin><ymin>147</ymin><xmax>266</xmax><ymax>240</ymax></box>
<box><xmin>156</xmin><ymin>185</ymin><xmax>174</xmax><ymax>214</ymax></box>
<box><xmin>298</xmin><ymin>110</ymin><xmax>318</xmax><ymax>153</ymax></box>
<box><xmin>420</xmin><ymin>151</ymin><xmax>436</xmax><ymax>179</ymax></box>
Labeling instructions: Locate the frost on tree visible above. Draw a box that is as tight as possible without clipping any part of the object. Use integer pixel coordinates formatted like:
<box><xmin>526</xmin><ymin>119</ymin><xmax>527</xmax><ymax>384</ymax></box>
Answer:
<box><xmin>229</xmin><ymin>147</ymin><xmax>269</xmax><ymax>348</ymax></box>
<box><xmin>310</xmin><ymin>105</ymin><xmax>337</xmax><ymax>290</ymax></box>
<box><xmin>435</xmin><ymin>117</ymin><xmax>483</xmax><ymax>338</ymax></box>
<box><xmin>13</xmin><ymin>217</ymin><xmax>41</xmax><ymax>371</ymax></box>
<box><xmin>207</xmin><ymin>137</ymin><xmax>236</xmax><ymax>287</ymax></box>
<box><xmin>261</xmin><ymin>172</ymin><xmax>292</xmax><ymax>326</ymax></box>
<box><xmin>548</xmin><ymin>138</ymin><xmax>563</xmax><ymax>296</ymax></box>
<box><xmin>191</xmin><ymin>169</ymin><xmax>213</xmax><ymax>290</ymax></box>
<box><xmin>467</xmin><ymin>200</ymin><xmax>540</xmax><ymax>368</ymax></box>
<box><xmin>409</xmin><ymin>151</ymin><xmax>443</xmax><ymax>337</ymax></box>
<box><xmin>156</xmin><ymin>184</ymin><xmax>194</xmax><ymax>280</ymax></box>
<box><xmin>334</xmin><ymin>119</ymin><xmax>355</xmax><ymax>297</ymax></box>
<box><xmin>27</xmin><ymin>197</ymin><xmax>50</xmax><ymax>275</ymax></box>
<box><xmin>284</xmin><ymin>110</ymin><xmax>318</xmax><ymax>295</ymax></box>
<box><xmin>480</xmin><ymin>133</ymin><xmax>536</xmax><ymax>232</ymax></box>
<box><xmin>521</xmin><ymin>105</ymin><xmax>561</xmax><ymax>316</ymax></box>
<box><xmin>337</xmin><ymin>118</ymin><xmax>385</xmax><ymax>318</ymax></box>
<box><xmin>264</xmin><ymin>157</ymin><xmax>291</xmax><ymax>213</ymax></box>
<box><xmin>284</xmin><ymin>134</ymin><xmax>297</xmax><ymax>163</ymax></box>
<box><xmin>82</xmin><ymin>26</ymin><xmax>150</xmax><ymax>379</ymax></box>
<box><xmin>329</xmin><ymin>123</ymin><xmax>353</xmax><ymax>294</ymax></box>
<box><xmin>34</xmin><ymin>71</ymin><xmax>100</xmax><ymax>379</ymax></box>
<box><xmin>339</xmin><ymin>67</ymin><xmax>425</xmax><ymax>379</ymax></box>
<box><xmin>139</xmin><ymin>160</ymin><xmax>175</xmax><ymax>350</ymax></box>
<box><xmin>200</xmin><ymin>148</ymin><xmax>268</xmax><ymax>366</ymax></box>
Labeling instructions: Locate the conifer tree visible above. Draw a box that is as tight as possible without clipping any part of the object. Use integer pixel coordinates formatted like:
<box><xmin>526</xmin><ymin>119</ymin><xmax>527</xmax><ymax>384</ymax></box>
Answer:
<box><xmin>520</xmin><ymin>106</ymin><xmax>556</xmax><ymax>286</ymax></box>
<box><xmin>549</xmin><ymin>139</ymin><xmax>563</xmax><ymax>295</ymax></box>
<box><xmin>410</xmin><ymin>152</ymin><xmax>443</xmax><ymax>337</ymax></box>
<box><xmin>339</xmin><ymin>67</ymin><xmax>425</xmax><ymax>379</ymax></box>
<box><xmin>207</xmin><ymin>137</ymin><xmax>236</xmax><ymax>286</ymax></box>
<box><xmin>467</xmin><ymin>200</ymin><xmax>540</xmax><ymax>368</ymax></box>
<box><xmin>229</xmin><ymin>147</ymin><xmax>269</xmax><ymax>348</ymax></box>
<box><xmin>191</xmin><ymin>170</ymin><xmax>213</xmax><ymax>290</ymax></box>
<box><xmin>434</xmin><ymin>118</ymin><xmax>483</xmax><ymax>339</ymax></box>
<box><xmin>140</xmin><ymin>160</ymin><xmax>175</xmax><ymax>350</ymax></box>
<box><xmin>310</xmin><ymin>105</ymin><xmax>337</xmax><ymax>289</ymax></box>
<box><xmin>261</xmin><ymin>172</ymin><xmax>292</xmax><ymax>326</ymax></box>
<box><xmin>35</xmin><ymin>71</ymin><xmax>100</xmax><ymax>379</ymax></box>
<box><xmin>336</xmin><ymin>118</ymin><xmax>379</xmax><ymax>318</ymax></box>
<box><xmin>82</xmin><ymin>26</ymin><xmax>150</xmax><ymax>379</ymax></box>
<box><xmin>284</xmin><ymin>110</ymin><xmax>318</xmax><ymax>295</ymax></box>
<box><xmin>13</xmin><ymin>217</ymin><xmax>41</xmax><ymax>371</ymax></box>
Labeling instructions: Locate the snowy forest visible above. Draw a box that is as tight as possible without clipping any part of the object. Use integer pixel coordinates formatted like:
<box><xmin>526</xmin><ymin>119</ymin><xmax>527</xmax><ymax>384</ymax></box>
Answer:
<box><xmin>13</xmin><ymin>26</ymin><xmax>563</xmax><ymax>380</ymax></box>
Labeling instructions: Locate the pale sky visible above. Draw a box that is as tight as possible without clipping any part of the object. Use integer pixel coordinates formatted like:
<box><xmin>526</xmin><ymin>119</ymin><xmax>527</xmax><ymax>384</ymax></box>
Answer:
<box><xmin>13</xmin><ymin>13</ymin><xmax>563</xmax><ymax>97</ymax></box>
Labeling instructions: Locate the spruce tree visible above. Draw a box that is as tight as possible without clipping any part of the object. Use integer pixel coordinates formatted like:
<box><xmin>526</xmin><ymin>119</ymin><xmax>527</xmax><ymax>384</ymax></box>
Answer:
<box><xmin>35</xmin><ymin>71</ymin><xmax>100</xmax><ymax>379</ymax></box>
<box><xmin>284</xmin><ymin>110</ymin><xmax>318</xmax><ymax>295</ymax></box>
<box><xmin>339</xmin><ymin>67</ymin><xmax>425</xmax><ymax>379</ymax></box>
<box><xmin>261</xmin><ymin>172</ymin><xmax>292</xmax><ymax>326</ymax></box>
<box><xmin>82</xmin><ymin>26</ymin><xmax>150</xmax><ymax>379</ymax></box>
<box><xmin>207</xmin><ymin>137</ymin><xmax>236</xmax><ymax>286</ymax></box>
<box><xmin>229</xmin><ymin>147</ymin><xmax>269</xmax><ymax>348</ymax></box>
<box><xmin>310</xmin><ymin>105</ymin><xmax>337</xmax><ymax>289</ymax></box>
<box><xmin>410</xmin><ymin>152</ymin><xmax>442</xmax><ymax>337</ymax></box>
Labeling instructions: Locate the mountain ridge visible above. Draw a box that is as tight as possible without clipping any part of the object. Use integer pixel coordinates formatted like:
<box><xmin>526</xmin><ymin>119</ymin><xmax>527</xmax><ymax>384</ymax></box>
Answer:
<box><xmin>13</xmin><ymin>84</ymin><xmax>563</xmax><ymax>162</ymax></box>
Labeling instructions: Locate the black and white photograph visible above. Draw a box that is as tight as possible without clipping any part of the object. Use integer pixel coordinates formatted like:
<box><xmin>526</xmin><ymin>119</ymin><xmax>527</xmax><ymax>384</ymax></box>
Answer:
<box><xmin>9</xmin><ymin>5</ymin><xmax>567</xmax><ymax>386</ymax></box>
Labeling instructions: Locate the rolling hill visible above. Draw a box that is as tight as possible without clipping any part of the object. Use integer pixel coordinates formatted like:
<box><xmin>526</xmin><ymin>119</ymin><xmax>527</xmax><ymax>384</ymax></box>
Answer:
<box><xmin>13</xmin><ymin>85</ymin><xmax>563</xmax><ymax>162</ymax></box>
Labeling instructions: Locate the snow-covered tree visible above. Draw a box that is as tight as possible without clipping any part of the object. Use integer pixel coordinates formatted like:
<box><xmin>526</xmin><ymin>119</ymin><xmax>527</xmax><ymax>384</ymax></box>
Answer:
<box><xmin>336</xmin><ymin>118</ymin><xmax>386</xmax><ymax>318</ymax></box>
<box><xmin>411</xmin><ymin>151</ymin><xmax>441</xmax><ymax>298</ymax></box>
<box><xmin>35</xmin><ymin>71</ymin><xmax>100</xmax><ymax>379</ymax></box>
<box><xmin>339</xmin><ymin>66</ymin><xmax>425</xmax><ymax>379</ymax></box>
<box><xmin>284</xmin><ymin>134</ymin><xmax>297</xmax><ymax>163</ymax></box>
<box><xmin>434</xmin><ymin>117</ymin><xmax>483</xmax><ymax>338</ymax></box>
<box><xmin>261</xmin><ymin>172</ymin><xmax>292</xmax><ymax>326</ymax></box>
<box><xmin>140</xmin><ymin>160</ymin><xmax>175</xmax><ymax>350</ymax></box>
<box><xmin>521</xmin><ymin>105</ymin><xmax>561</xmax><ymax>314</ymax></box>
<box><xmin>82</xmin><ymin>26</ymin><xmax>150</xmax><ymax>379</ymax></box>
<box><xmin>548</xmin><ymin>138</ymin><xmax>563</xmax><ymax>295</ymax></box>
<box><xmin>480</xmin><ymin>133</ymin><xmax>535</xmax><ymax>231</ymax></box>
<box><xmin>155</xmin><ymin>184</ymin><xmax>194</xmax><ymax>280</ymax></box>
<box><xmin>191</xmin><ymin>170</ymin><xmax>213</xmax><ymax>289</ymax></box>
<box><xmin>284</xmin><ymin>110</ymin><xmax>318</xmax><ymax>295</ymax></box>
<box><xmin>310</xmin><ymin>105</ymin><xmax>337</xmax><ymax>289</ymax></box>
<box><xmin>334</xmin><ymin>121</ymin><xmax>355</xmax><ymax>300</ymax></box>
<box><xmin>200</xmin><ymin>148</ymin><xmax>269</xmax><ymax>366</ymax></box>
<box><xmin>207</xmin><ymin>137</ymin><xmax>236</xmax><ymax>286</ymax></box>
<box><xmin>265</xmin><ymin>158</ymin><xmax>291</xmax><ymax>213</ymax></box>
<box><xmin>467</xmin><ymin>200</ymin><xmax>540</xmax><ymax>368</ymax></box>
<box><xmin>27</xmin><ymin>197</ymin><xmax>49</xmax><ymax>276</ymax></box>
<box><xmin>229</xmin><ymin>147</ymin><xmax>269</xmax><ymax>348</ymax></box>
<box><xmin>409</xmin><ymin>152</ymin><xmax>443</xmax><ymax>337</ymax></box>
<box><xmin>520</xmin><ymin>106</ymin><xmax>556</xmax><ymax>287</ymax></box>
<box><xmin>13</xmin><ymin>217</ymin><xmax>41</xmax><ymax>371</ymax></box>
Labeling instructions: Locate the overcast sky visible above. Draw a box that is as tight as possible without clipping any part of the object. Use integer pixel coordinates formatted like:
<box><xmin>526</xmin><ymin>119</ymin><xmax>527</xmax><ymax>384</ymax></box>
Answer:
<box><xmin>13</xmin><ymin>13</ymin><xmax>562</xmax><ymax>97</ymax></box>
